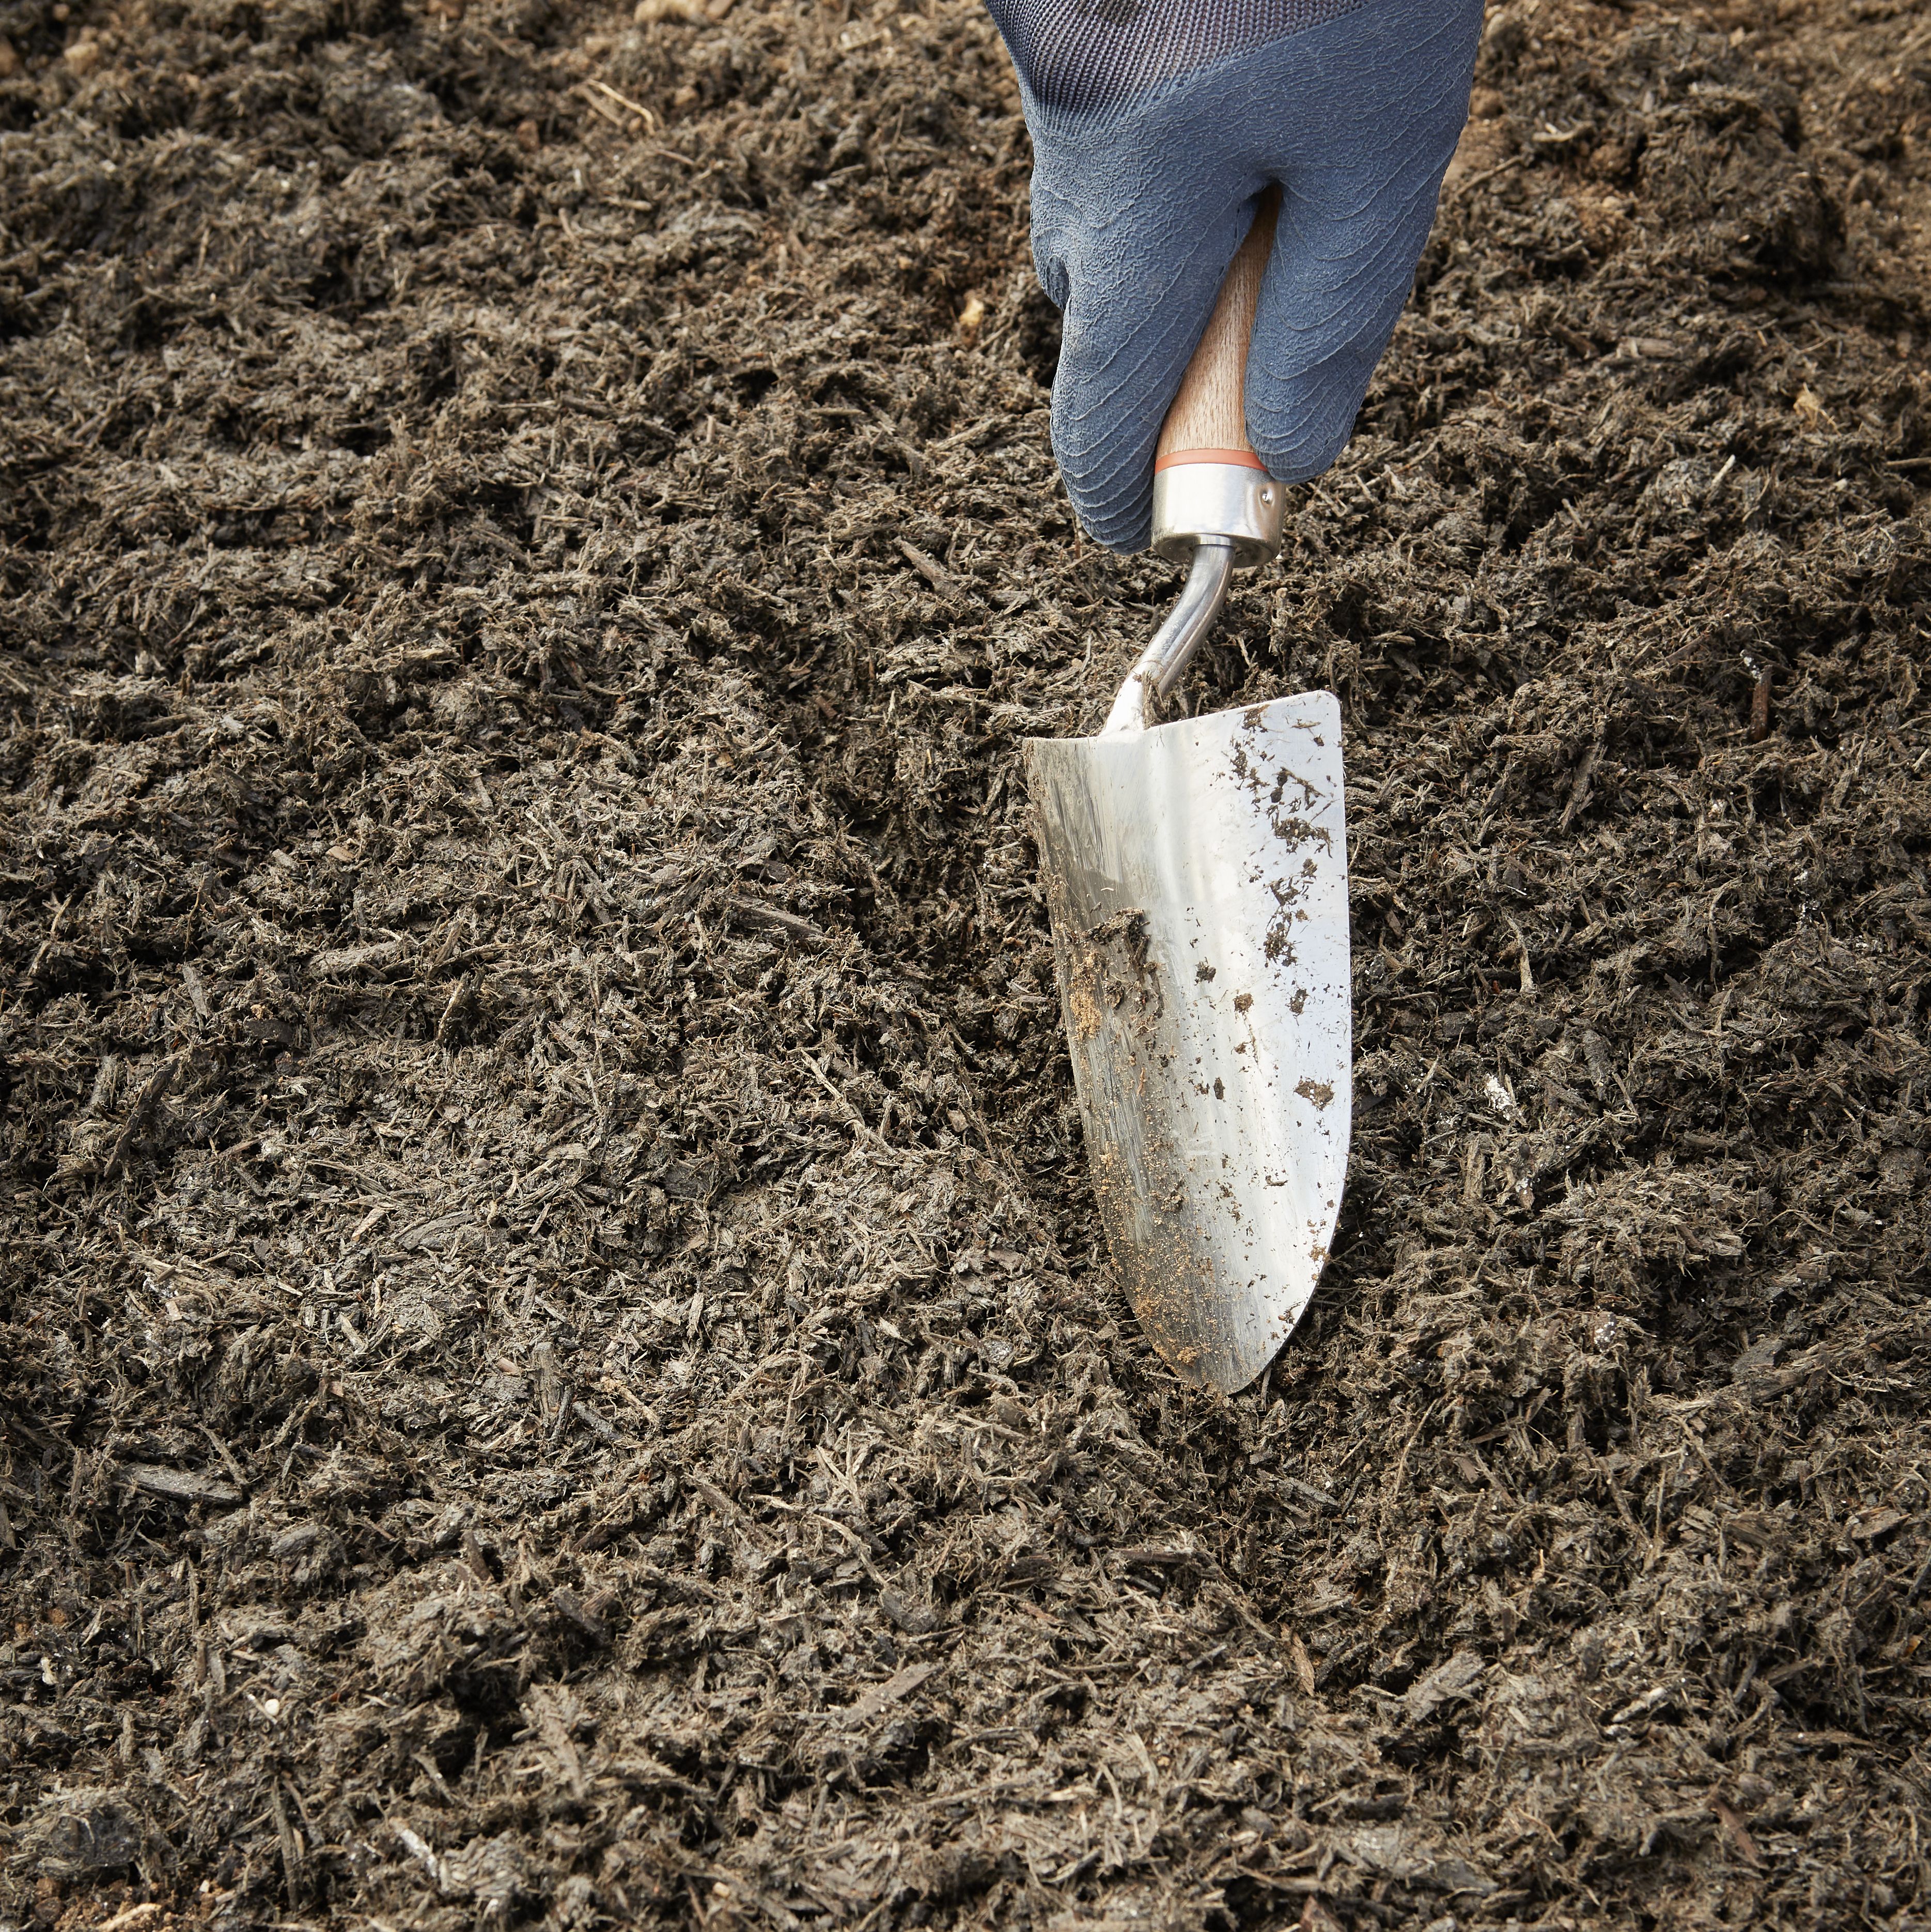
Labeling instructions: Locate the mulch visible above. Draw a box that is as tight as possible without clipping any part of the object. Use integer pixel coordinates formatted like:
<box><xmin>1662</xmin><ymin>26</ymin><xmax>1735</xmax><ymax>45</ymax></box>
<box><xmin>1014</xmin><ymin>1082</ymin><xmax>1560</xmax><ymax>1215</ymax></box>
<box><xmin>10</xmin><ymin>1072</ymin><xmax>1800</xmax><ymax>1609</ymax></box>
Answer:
<box><xmin>1</xmin><ymin>0</ymin><xmax>1928</xmax><ymax>1924</ymax></box>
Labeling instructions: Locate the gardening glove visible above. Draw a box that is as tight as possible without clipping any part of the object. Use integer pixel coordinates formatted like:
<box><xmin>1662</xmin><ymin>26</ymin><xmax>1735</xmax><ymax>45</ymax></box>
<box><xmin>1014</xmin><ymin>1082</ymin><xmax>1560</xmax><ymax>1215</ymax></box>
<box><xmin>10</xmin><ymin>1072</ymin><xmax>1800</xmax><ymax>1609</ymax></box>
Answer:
<box><xmin>986</xmin><ymin>0</ymin><xmax>1484</xmax><ymax>551</ymax></box>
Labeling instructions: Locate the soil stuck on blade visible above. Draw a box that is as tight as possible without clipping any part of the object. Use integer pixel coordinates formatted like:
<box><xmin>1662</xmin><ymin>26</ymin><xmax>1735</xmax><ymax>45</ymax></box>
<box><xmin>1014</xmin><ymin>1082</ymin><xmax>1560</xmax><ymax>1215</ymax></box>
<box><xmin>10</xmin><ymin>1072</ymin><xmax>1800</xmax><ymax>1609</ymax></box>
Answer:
<box><xmin>1</xmin><ymin>0</ymin><xmax>1928</xmax><ymax>1926</ymax></box>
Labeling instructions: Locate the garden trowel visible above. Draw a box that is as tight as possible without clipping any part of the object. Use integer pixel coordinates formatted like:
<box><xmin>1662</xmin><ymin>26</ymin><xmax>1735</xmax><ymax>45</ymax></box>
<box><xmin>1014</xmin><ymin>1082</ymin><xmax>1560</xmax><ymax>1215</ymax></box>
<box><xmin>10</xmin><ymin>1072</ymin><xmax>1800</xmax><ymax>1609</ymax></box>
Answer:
<box><xmin>1025</xmin><ymin>194</ymin><xmax>1352</xmax><ymax>1395</ymax></box>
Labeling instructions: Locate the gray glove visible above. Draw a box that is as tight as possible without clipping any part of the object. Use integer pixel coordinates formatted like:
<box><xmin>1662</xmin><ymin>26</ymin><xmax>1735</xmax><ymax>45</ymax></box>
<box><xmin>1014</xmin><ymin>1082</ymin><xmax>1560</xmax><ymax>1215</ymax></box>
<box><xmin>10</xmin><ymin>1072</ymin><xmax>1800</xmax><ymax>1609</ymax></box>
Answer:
<box><xmin>986</xmin><ymin>0</ymin><xmax>1483</xmax><ymax>551</ymax></box>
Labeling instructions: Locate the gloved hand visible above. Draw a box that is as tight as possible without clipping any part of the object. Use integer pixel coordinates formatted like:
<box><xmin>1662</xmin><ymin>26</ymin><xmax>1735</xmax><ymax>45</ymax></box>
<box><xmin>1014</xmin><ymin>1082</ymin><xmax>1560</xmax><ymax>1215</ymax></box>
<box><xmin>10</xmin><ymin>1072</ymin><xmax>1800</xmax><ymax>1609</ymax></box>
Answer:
<box><xmin>986</xmin><ymin>0</ymin><xmax>1484</xmax><ymax>551</ymax></box>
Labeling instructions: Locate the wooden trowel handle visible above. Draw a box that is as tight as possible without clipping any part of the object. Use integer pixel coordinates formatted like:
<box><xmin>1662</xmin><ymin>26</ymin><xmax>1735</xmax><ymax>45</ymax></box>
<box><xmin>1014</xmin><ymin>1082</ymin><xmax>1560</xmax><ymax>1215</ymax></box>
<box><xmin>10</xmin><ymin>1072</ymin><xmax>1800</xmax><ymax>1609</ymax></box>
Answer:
<box><xmin>1156</xmin><ymin>187</ymin><xmax>1281</xmax><ymax>472</ymax></box>
<box><xmin>1147</xmin><ymin>188</ymin><xmax>1284</xmax><ymax>567</ymax></box>
<box><xmin>1116</xmin><ymin>190</ymin><xmax>1284</xmax><ymax>726</ymax></box>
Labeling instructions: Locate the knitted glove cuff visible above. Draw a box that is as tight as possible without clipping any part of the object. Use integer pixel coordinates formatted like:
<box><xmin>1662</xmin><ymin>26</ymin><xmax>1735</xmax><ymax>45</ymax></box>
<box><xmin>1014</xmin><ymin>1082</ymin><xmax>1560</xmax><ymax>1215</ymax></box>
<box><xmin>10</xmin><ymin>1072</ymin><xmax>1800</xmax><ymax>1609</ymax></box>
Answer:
<box><xmin>987</xmin><ymin>0</ymin><xmax>1367</xmax><ymax>115</ymax></box>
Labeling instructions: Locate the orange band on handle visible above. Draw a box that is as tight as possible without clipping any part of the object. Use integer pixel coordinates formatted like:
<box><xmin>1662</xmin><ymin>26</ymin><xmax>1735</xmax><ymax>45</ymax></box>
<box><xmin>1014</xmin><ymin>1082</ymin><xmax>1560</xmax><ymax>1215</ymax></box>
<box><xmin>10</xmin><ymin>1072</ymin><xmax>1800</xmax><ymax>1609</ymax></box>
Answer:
<box><xmin>1155</xmin><ymin>448</ymin><xmax>1269</xmax><ymax>474</ymax></box>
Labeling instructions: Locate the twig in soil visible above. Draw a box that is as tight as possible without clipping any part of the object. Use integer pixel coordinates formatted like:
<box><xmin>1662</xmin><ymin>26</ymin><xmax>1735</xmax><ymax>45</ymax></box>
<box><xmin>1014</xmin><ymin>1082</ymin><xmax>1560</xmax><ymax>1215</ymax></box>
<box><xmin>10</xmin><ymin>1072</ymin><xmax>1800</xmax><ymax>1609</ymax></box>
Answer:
<box><xmin>897</xmin><ymin>539</ymin><xmax>963</xmax><ymax>599</ymax></box>
<box><xmin>577</xmin><ymin>85</ymin><xmax>631</xmax><ymax>131</ymax></box>
<box><xmin>351</xmin><ymin>1202</ymin><xmax>394</xmax><ymax>1242</ymax></box>
<box><xmin>269</xmin><ymin>1784</ymin><xmax>302</xmax><ymax>1906</ymax></box>
<box><xmin>1750</xmin><ymin>667</ymin><xmax>1773</xmax><ymax>742</ymax></box>
<box><xmin>434</xmin><ymin>971</ymin><xmax>478</xmax><ymax>1044</ymax></box>
<box><xmin>463</xmin><ymin>22</ymin><xmax>531</xmax><ymax>63</ymax></box>
<box><xmin>800</xmin><ymin>1051</ymin><xmax>892</xmax><ymax>1152</ymax></box>
<box><xmin>572</xmin><ymin>1400</ymin><xmax>619</xmax><ymax>1442</ymax></box>
<box><xmin>1454</xmin><ymin>152</ymin><xmax>1528</xmax><ymax>197</ymax></box>
<box><xmin>25</xmin><ymin>893</ymin><xmax>72</xmax><ymax>978</ymax></box>
<box><xmin>198</xmin><ymin>1425</ymin><xmax>249</xmax><ymax>1489</ymax></box>
<box><xmin>101</xmin><ymin>1057</ymin><xmax>181</xmax><ymax>1178</ymax></box>
<box><xmin>95</xmin><ymin>1907</ymin><xmax>162</xmax><ymax>1932</ymax></box>
<box><xmin>1379</xmin><ymin>1400</ymin><xmax>1440</xmax><ymax>1526</ymax></box>
<box><xmin>411</xmin><ymin>1751</ymin><xmax>459</xmax><ymax>1806</ymax></box>
<box><xmin>1506</xmin><ymin>916</ymin><xmax>1535</xmax><ymax>994</ymax></box>
<box><xmin>1708</xmin><ymin>1796</ymin><xmax>1762</xmax><ymax>1869</ymax></box>
<box><xmin>1559</xmin><ymin>739</ymin><xmax>1601</xmax><ymax>831</ymax></box>
<box><xmin>528</xmin><ymin>1681</ymin><xmax>591</xmax><ymax>1795</ymax></box>
<box><xmin>812</xmin><ymin>1509</ymin><xmax>890</xmax><ymax>1588</ymax></box>
<box><xmin>585</xmin><ymin>76</ymin><xmax>657</xmax><ymax>128</ymax></box>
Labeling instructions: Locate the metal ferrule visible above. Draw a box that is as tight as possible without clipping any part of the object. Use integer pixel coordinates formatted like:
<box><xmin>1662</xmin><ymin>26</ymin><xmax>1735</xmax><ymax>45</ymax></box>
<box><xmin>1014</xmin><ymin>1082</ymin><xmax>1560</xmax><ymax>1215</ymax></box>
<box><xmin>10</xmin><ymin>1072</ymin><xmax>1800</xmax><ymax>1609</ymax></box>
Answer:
<box><xmin>1150</xmin><ymin>461</ymin><xmax>1284</xmax><ymax>568</ymax></box>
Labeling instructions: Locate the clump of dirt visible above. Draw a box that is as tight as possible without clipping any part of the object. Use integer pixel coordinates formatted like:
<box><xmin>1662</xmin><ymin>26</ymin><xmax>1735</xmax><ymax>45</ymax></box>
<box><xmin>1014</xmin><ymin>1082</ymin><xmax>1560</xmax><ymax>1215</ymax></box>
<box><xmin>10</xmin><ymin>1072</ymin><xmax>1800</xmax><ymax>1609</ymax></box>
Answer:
<box><xmin>1</xmin><ymin>0</ymin><xmax>1927</xmax><ymax>1924</ymax></box>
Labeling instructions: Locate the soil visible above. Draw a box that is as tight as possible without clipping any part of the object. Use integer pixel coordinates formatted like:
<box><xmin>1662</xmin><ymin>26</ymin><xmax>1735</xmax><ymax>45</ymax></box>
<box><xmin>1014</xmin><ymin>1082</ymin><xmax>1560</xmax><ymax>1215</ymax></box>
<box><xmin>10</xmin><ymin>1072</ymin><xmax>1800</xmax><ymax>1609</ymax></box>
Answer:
<box><xmin>1</xmin><ymin>0</ymin><xmax>1928</xmax><ymax>1922</ymax></box>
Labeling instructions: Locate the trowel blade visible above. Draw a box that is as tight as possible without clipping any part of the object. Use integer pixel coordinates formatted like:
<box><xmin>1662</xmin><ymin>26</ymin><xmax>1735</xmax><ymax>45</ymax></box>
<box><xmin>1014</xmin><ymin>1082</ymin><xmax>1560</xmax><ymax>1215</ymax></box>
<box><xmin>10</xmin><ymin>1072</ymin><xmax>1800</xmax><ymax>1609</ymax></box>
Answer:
<box><xmin>1024</xmin><ymin>690</ymin><xmax>1351</xmax><ymax>1394</ymax></box>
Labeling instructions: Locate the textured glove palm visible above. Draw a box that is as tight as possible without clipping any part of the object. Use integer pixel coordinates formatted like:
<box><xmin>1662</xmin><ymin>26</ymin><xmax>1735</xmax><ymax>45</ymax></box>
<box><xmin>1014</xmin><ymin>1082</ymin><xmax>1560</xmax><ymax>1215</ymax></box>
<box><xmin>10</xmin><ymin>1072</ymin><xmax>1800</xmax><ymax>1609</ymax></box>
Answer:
<box><xmin>987</xmin><ymin>0</ymin><xmax>1483</xmax><ymax>550</ymax></box>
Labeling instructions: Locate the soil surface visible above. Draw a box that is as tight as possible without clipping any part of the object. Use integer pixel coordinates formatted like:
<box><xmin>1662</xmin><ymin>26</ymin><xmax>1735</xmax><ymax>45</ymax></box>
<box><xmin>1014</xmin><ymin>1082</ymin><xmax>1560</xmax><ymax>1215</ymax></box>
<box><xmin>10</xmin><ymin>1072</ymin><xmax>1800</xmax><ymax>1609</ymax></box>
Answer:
<box><xmin>2</xmin><ymin>0</ymin><xmax>1928</xmax><ymax>1924</ymax></box>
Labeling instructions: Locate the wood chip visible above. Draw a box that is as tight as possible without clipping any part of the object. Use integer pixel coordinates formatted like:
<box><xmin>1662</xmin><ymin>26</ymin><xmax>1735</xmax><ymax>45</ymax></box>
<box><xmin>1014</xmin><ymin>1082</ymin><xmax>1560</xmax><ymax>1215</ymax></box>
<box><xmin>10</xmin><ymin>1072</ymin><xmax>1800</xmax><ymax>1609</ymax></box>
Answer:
<box><xmin>119</xmin><ymin>1463</ymin><xmax>241</xmax><ymax>1507</ymax></box>
<box><xmin>725</xmin><ymin>894</ymin><xmax>820</xmax><ymax>940</ymax></box>
<box><xmin>307</xmin><ymin>939</ymin><xmax>406</xmax><ymax>977</ymax></box>
<box><xmin>897</xmin><ymin>539</ymin><xmax>961</xmax><ymax>598</ymax></box>
<box><xmin>849</xmin><ymin>1661</ymin><xmax>937</xmax><ymax>1721</ymax></box>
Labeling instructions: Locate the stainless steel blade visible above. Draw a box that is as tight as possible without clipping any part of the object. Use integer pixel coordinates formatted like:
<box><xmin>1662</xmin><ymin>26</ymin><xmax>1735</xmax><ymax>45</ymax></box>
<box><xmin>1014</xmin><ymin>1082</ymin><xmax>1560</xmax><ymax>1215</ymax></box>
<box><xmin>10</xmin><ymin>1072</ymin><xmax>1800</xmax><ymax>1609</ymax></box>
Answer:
<box><xmin>1025</xmin><ymin>690</ymin><xmax>1351</xmax><ymax>1393</ymax></box>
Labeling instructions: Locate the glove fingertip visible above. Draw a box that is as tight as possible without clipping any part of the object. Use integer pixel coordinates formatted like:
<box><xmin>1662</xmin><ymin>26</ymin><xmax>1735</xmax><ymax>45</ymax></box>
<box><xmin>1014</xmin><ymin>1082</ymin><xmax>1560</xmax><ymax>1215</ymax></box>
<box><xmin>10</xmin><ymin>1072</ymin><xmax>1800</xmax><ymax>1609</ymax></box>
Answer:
<box><xmin>1245</xmin><ymin>297</ymin><xmax>1405</xmax><ymax>487</ymax></box>
<box><xmin>1248</xmin><ymin>382</ymin><xmax>1360</xmax><ymax>487</ymax></box>
<box><xmin>1062</xmin><ymin>469</ymin><xmax>1154</xmax><ymax>553</ymax></box>
<box><xmin>1250</xmin><ymin>341</ymin><xmax>1407</xmax><ymax>488</ymax></box>
<box><xmin>1052</xmin><ymin>377</ymin><xmax>1163</xmax><ymax>553</ymax></box>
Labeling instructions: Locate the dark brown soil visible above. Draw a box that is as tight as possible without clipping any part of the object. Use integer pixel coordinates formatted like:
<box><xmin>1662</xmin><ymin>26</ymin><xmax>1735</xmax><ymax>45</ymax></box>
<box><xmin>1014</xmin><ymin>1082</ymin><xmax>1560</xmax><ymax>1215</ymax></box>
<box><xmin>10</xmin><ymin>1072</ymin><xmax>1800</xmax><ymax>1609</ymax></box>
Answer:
<box><xmin>2</xmin><ymin>0</ymin><xmax>1928</xmax><ymax>1923</ymax></box>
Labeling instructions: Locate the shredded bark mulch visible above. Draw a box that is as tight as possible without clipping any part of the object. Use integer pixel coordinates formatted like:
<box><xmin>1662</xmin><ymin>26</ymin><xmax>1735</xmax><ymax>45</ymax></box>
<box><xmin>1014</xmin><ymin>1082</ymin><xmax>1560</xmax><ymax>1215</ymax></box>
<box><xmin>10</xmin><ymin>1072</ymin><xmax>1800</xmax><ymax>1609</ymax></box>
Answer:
<box><xmin>2</xmin><ymin>0</ymin><xmax>1927</xmax><ymax>1924</ymax></box>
